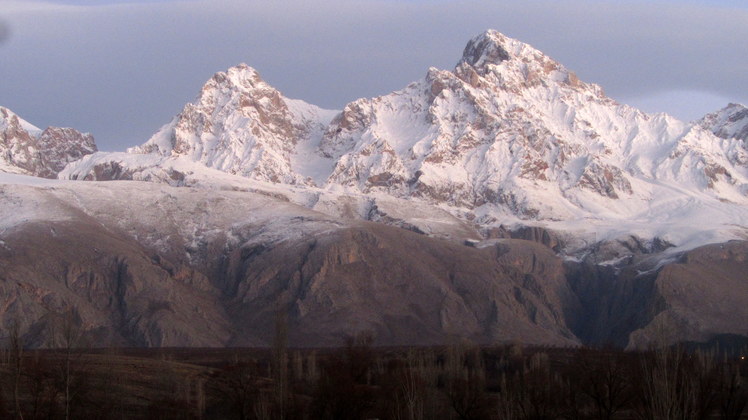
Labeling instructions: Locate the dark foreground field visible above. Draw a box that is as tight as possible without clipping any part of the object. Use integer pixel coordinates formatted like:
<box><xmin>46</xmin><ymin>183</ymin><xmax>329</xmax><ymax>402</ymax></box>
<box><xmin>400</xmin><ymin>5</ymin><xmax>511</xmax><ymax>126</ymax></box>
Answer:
<box><xmin>1</xmin><ymin>336</ymin><xmax>746</xmax><ymax>419</ymax></box>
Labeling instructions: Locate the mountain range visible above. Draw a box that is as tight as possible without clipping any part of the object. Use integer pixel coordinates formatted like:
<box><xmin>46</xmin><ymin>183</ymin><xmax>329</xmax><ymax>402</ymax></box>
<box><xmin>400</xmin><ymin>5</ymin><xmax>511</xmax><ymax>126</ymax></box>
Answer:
<box><xmin>1</xmin><ymin>30</ymin><xmax>746</xmax><ymax>349</ymax></box>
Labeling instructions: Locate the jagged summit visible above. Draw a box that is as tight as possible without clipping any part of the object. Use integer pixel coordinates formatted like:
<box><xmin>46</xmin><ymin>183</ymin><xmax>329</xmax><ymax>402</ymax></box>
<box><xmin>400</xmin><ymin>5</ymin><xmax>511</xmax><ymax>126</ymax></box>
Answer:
<box><xmin>1</xmin><ymin>106</ymin><xmax>96</xmax><ymax>178</ymax></box>
<box><xmin>454</xmin><ymin>29</ymin><xmax>591</xmax><ymax>94</ymax></box>
<box><xmin>459</xmin><ymin>30</ymin><xmax>512</xmax><ymax>69</ymax></box>
<box><xmin>457</xmin><ymin>30</ymin><xmax>556</xmax><ymax>71</ymax></box>
<box><xmin>205</xmin><ymin>63</ymin><xmax>267</xmax><ymax>95</ymax></box>
<box><xmin>125</xmin><ymin>63</ymin><xmax>338</xmax><ymax>184</ymax></box>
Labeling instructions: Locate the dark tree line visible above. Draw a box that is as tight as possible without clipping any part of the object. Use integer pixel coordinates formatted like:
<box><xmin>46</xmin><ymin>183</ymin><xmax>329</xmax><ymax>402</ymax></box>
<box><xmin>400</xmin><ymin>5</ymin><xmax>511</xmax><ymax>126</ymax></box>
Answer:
<box><xmin>1</xmin><ymin>327</ymin><xmax>746</xmax><ymax>419</ymax></box>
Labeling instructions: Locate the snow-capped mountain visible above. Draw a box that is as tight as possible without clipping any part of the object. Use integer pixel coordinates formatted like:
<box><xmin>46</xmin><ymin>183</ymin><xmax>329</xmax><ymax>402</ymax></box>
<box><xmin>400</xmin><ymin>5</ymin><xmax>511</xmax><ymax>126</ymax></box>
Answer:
<box><xmin>319</xmin><ymin>30</ymin><xmax>747</xmax><ymax>216</ymax></box>
<box><xmin>60</xmin><ymin>30</ymin><xmax>748</xmax><ymax>252</ymax></box>
<box><xmin>0</xmin><ymin>106</ymin><xmax>97</xmax><ymax>178</ymax></box>
<box><xmin>4</xmin><ymin>30</ymin><xmax>748</xmax><ymax>349</ymax></box>
<box><xmin>698</xmin><ymin>102</ymin><xmax>748</xmax><ymax>142</ymax></box>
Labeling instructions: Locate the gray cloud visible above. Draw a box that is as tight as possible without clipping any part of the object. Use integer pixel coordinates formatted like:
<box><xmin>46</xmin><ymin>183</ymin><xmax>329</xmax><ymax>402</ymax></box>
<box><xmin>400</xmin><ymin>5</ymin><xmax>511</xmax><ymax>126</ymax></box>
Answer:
<box><xmin>1</xmin><ymin>0</ymin><xmax>747</xmax><ymax>151</ymax></box>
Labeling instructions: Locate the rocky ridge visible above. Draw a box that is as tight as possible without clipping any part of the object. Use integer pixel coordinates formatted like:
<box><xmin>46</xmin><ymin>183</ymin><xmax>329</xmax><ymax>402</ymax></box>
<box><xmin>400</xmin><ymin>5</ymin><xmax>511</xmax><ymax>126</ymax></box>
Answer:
<box><xmin>699</xmin><ymin>102</ymin><xmax>748</xmax><ymax>142</ymax></box>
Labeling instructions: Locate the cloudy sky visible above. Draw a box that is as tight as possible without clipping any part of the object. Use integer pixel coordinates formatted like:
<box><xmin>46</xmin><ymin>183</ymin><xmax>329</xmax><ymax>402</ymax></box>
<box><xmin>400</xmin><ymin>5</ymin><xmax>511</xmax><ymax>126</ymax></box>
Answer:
<box><xmin>1</xmin><ymin>0</ymin><xmax>747</xmax><ymax>151</ymax></box>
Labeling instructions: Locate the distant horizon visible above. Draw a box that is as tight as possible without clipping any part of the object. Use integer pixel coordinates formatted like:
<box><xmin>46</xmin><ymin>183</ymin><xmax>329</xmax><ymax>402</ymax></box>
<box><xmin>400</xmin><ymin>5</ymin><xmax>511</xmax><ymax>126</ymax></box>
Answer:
<box><xmin>2</xmin><ymin>0</ymin><xmax>747</xmax><ymax>151</ymax></box>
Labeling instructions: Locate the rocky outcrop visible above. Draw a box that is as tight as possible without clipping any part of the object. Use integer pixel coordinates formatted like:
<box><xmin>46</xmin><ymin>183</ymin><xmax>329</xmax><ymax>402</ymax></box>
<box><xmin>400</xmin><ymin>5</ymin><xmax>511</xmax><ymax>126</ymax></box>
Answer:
<box><xmin>0</xmin><ymin>106</ymin><xmax>96</xmax><ymax>178</ymax></box>
<box><xmin>222</xmin><ymin>225</ymin><xmax>581</xmax><ymax>347</ymax></box>
<box><xmin>565</xmin><ymin>239</ymin><xmax>748</xmax><ymax>349</ymax></box>
<box><xmin>0</xmin><ymin>221</ymin><xmax>231</xmax><ymax>347</ymax></box>
<box><xmin>626</xmin><ymin>240</ymin><xmax>748</xmax><ymax>348</ymax></box>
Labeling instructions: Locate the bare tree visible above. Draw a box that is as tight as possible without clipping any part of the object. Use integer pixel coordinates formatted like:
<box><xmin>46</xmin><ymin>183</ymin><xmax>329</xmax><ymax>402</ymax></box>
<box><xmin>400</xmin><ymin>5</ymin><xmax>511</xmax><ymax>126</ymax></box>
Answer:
<box><xmin>272</xmin><ymin>308</ymin><xmax>289</xmax><ymax>419</ymax></box>
<box><xmin>399</xmin><ymin>348</ymin><xmax>440</xmax><ymax>420</ymax></box>
<box><xmin>575</xmin><ymin>349</ymin><xmax>634</xmax><ymax>420</ymax></box>
<box><xmin>54</xmin><ymin>311</ymin><xmax>85</xmax><ymax>420</ymax></box>
<box><xmin>9</xmin><ymin>321</ymin><xmax>24</xmax><ymax>420</ymax></box>
<box><xmin>0</xmin><ymin>325</ymin><xmax>7</xmax><ymax>418</ymax></box>
<box><xmin>497</xmin><ymin>350</ymin><xmax>569</xmax><ymax>420</ymax></box>
<box><xmin>716</xmin><ymin>360</ymin><xmax>748</xmax><ymax>420</ymax></box>
<box><xmin>305</xmin><ymin>350</ymin><xmax>319</xmax><ymax>385</ymax></box>
<box><xmin>214</xmin><ymin>358</ymin><xmax>262</xmax><ymax>420</ymax></box>
<box><xmin>636</xmin><ymin>345</ymin><xmax>718</xmax><ymax>420</ymax></box>
<box><xmin>311</xmin><ymin>332</ymin><xmax>376</xmax><ymax>419</ymax></box>
<box><xmin>441</xmin><ymin>341</ymin><xmax>489</xmax><ymax>420</ymax></box>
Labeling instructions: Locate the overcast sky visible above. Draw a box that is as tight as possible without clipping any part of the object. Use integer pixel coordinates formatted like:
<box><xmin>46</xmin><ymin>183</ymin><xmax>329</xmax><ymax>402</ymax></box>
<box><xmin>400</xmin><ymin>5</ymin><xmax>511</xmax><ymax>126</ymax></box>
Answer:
<box><xmin>1</xmin><ymin>0</ymin><xmax>747</xmax><ymax>151</ymax></box>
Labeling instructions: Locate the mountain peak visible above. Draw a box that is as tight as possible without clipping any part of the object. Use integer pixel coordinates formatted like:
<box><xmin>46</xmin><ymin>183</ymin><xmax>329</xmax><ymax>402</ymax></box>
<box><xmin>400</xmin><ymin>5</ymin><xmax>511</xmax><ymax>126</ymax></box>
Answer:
<box><xmin>207</xmin><ymin>63</ymin><xmax>265</xmax><ymax>92</ymax></box>
<box><xmin>227</xmin><ymin>63</ymin><xmax>263</xmax><ymax>83</ymax></box>
<box><xmin>459</xmin><ymin>30</ymin><xmax>512</xmax><ymax>69</ymax></box>
<box><xmin>62</xmin><ymin>31</ymin><xmax>747</xmax><ymax>232</ymax></box>
<box><xmin>0</xmin><ymin>105</ymin><xmax>42</xmax><ymax>135</ymax></box>
<box><xmin>459</xmin><ymin>30</ymin><xmax>547</xmax><ymax>70</ymax></box>
<box><xmin>123</xmin><ymin>62</ymin><xmax>338</xmax><ymax>185</ymax></box>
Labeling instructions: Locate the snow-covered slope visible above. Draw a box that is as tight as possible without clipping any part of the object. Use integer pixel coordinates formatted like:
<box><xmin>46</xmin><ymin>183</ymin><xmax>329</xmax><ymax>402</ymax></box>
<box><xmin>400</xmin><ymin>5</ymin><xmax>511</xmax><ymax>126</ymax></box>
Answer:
<box><xmin>698</xmin><ymin>102</ymin><xmax>748</xmax><ymax>142</ymax></box>
<box><xmin>60</xmin><ymin>30</ymin><xmax>748</xmax><ymax>254</ymax></box>
<box><xmin>0</xmin><ymin>106</ymin><xmax>97</xmax><ymax>178</ymax></box>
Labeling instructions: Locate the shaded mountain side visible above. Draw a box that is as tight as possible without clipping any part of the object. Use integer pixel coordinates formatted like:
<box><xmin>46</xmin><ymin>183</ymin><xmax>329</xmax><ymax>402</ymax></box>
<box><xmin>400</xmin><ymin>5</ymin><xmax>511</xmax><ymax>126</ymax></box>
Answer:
<box><xmin>0</xmin><ymin>221</ymin><xmax>231</xmax><ymax>347</ymax></box>
<box><xmin>0</xmin><ymin>178</ymin><xmax>745</xmax><ymax>348</ymax></box>
<box><xmin>566</xmin><ymin>239</ymin><xmax>748</xmax><ymax>348</ymax></box>
<box><xmin>1</xmin><ymin>214</ymin><xmax>746</xmax><ymax>348</ymax></box>
<box><xmin>566</xmin><ymin>258</ymin><xmax>667</xmax><ymax>348</ymax></box>
<box><xmin>626</xmin><ymin>240</ymin><xmax>748</xmax><ymax>348</ymax></box>
<box><xmin>0</xmin><ymin>217</ymin><xmax>581</xmax><ymax>347</ymax></box>
<box><xmin>219</xmin><ymin>224</ymin><xmax>581</xmax><ymax>347</ymax></box>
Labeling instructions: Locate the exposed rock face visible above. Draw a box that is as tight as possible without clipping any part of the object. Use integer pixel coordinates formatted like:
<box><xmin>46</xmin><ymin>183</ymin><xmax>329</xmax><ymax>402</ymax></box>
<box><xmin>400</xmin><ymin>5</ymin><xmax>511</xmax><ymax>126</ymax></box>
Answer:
<box><xmin>565</xmin><ymin>238</ymin><xmax>748</xmax><ymax>349</ymax></box>
<box><xmin>625</xmin><ymin>241</ymin><xmax>748</xmax><ymax>348</ymax></box>
<box><xmin>0</xmin><ymin>107</ymin><xmax>96</xmax><ymax>178</ymax></box>
<box><xmin>699</xmin><ymin>103</ymin><xmax>748</xmax><ymax>142</ymax></box>
<box><xmin>0</xmin><ymin>221</ymin><xmax>231</xmax><ymax>347</ymax></box>
<box><xmin>223</xmin><ymin>225</ymin><xmax>580</xmax><ymax>347</ymax></box>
